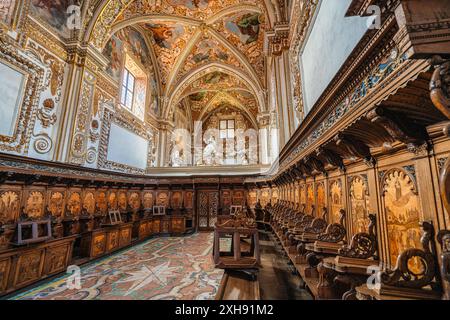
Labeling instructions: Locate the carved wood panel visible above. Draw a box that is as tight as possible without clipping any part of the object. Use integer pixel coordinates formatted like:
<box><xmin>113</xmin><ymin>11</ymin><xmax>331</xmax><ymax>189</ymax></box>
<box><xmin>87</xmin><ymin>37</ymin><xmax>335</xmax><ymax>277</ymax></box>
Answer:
<box><xmin>156</xmin><ymin>191</ymin><xmax>169</xmax><ymax>207</ymax></box>
<box><xmin>247</xmin><ymin>190</ymin><xmax>257</xmax><ymax>208</ymax></box>
<box><xmin>232</xmin><ymin>190</ymin><xmax>244</xmax><ymax>206</ymax></box>
<box><xmin>349</xmin><ymin>175</ymin><xmax>370</xmax><ymax>235</ymax></box>
<box><xmin>184</xmin><ymin>191</ymin><xmax>194</xmax><ymax>209</ymax></box>
<box><xmin>83</xmin><ymin>189</ymin><xmax>96</xmax><ymax>216</ymax></box>
<box><xmin>198</xmin><ymin>190</ymin><xmax>219</xmax><ymax>230</ymax></box>
<box><xmin>0</xmin><ymin>186</ymin><xmax>21</xmax><ymax>224</ymax></box>
<box><xmin>128</xmin><ymin>191</ymin><xmax>141</xmax><ymax>212</ymax></box>
<box><xmin>382</xmin><ymin>168</ymin><xmax>422</xmax><ymax>270</ymax></box>
<box><xmin>271</xmin><ymin>188</ymin><xmax>279</xmax><ymax>203</ymax></box>
<box><xmin>306</xmin><ymin>183</ymin><xmax>314</xmax><ymax>214</ymax></box>
<box><xmin>118</xmin><ymin>190</ymin><xmax>127</xmax><ymax>211</ymax></box>
<box><xmin>23</xmin><ymin>188</ymin><xmax>46</xmax><ymax>220</ymax></box>
<box><xmin>171</xmin><ymin>191</ymin><xmax>182</xmax><ymax>209</ymax></box>
<box><xmin>142</xmin><ymin>190</ymin><xmax>154</xmax><ymax>209</ymax></box>
<box><xmin>108</xmin><ymin>190</ymin><xmax>118</xmax><ymax>210</ymax></box>
<box><xmin>329</xmin><ymin>179</ymin><xmax>343</xmax><ymax>224</ymax></box>
<box><xmin>47</xmin><ymin>188</ymin><xmax>66</xmax><ymax>218</ymax></box>
<box><xmin>96</xmin><ymin>190</ymin><xmax>108</xmax><ymax>215</ymax></box>
<box><xmin>67</xmin><ymin>188</ymin><xmax>82</xmax><ymax>217</ymax></box>
<box><xmin>316</xmin><ymin>182</ymin><xmax>326</xmax><ymax>212</ymax></box>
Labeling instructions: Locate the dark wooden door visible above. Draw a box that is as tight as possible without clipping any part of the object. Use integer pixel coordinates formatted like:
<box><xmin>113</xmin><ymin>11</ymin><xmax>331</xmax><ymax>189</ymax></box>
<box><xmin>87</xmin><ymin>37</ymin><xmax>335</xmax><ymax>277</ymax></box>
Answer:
<box><xmin>197</xmin><ymin>190</ymin><xmax>219</xmax><ymax>231</ymax></box>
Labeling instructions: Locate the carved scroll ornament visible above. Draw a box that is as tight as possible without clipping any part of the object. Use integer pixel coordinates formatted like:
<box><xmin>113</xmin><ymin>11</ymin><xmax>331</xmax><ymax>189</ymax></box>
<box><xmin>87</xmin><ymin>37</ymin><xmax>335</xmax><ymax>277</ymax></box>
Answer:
<box><xmin>318</xmin><ymin>209</ymin><xmax>346</xmax><ymax>243</ymax></box>
<box><xmin>380</xmin><ymin>222</ymin><xmax>441</xmax><ymax>291</ymax></box>
<box><xmin>339</xmin><ymin>214</ymin><xmax>377</xmax><ymax>259</ymax></box>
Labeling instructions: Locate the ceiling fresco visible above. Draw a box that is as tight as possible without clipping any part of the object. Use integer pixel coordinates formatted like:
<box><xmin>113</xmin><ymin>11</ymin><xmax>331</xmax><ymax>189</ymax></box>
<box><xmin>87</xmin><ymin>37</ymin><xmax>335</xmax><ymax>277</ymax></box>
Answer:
<box><xmin>82</xmin><ymin>0</ymin><xmax>273</xmax><ymax>127</ymax></box>
<box><xmin>104</xmin><ymin>0</ymin><xmax>268</xmax><ymax>122</ymax></box>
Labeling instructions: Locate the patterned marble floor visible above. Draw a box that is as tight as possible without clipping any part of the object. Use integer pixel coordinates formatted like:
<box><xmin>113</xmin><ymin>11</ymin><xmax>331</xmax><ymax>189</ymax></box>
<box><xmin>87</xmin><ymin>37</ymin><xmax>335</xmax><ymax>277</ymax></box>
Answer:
<box><xmin>9</xmin><ymin>232</ymin><xmax>224</xmax><ymax>300</ymax></box>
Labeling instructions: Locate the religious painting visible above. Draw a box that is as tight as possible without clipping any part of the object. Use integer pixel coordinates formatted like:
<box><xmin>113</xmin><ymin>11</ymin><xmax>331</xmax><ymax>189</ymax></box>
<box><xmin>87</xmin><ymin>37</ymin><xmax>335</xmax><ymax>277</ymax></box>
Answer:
<box><xmin>103</xmin><ymin>35</ymin><xmax>124</xmax><ymax>82</ymax></box>
<box><xmin>184</xmin><ymin>191</ymin><xmax>194</xmax><ymax>209</ymax></box>
<box><xmin>156</xmin><ymin>191</ymin><xmax>168</xmax><ymax>207</ymax></box>
<box><xmin>383</xmin><ymin>169</ymin><xmax>422</xmax><ymax>271</ymax></box>
<box><xmin>166</xmin><ymin>0</ymin><xmax>210</xmax><ymax>10</ymax></box>
<box><xmin>143</xmin><ymin>22</ymin><xmax>185</xmax><ymax>49</ymax></box>
<box><xmin>171</xmin><ymin>191</ymin><xmax>182</xmax><ymax>208</ymax></box>
<box><xmin>232</xmin><ymin>190</ymin><xmax>244</xmax><ymax>206</ymax></box>
<box><xmin>67</xmin><ymin>191</ymin><xmax>81</xmax><ymax>217</ymax></box>
<box><xmin>316</xmin><ymin>182</ymin><xmax>325</xmax><ymax>214</ymax></box>
<box><xmin>0</xmin><ymin>188</ymin><xmax>20</xmax><ymax>223</ymax></box>
<box><xmin>29</xmin><ymin>0</ymin><xmax>82</xmax><ymax>38</ymax></box>
<box><xmin>143</xmin><ymin>191</ymin><xmax>154</xmax><ymax>209</ymax></box>
<box><xmin>108</xmin><ymin>192</ymin><xmax>118</xmax><ymax>210</ymax></box>
<box><xmin>349</xmin><ymin>175</ymin><xmax>369</xmax><ymax>234</ymax></box>
<box><xmin>118</xmin><ymin>191</ymin><xmax>127</xmax><ymax>211</ymax></box>
<box><xmin>117</xmin><ymin>27</ymin><xmax>151</xmax><ymax>67</ymax></box>
<box><xmin>48</xmin><ymin>190</ymin><xmax>65</xmax><ymax>218</ymax></box>
<box><xmin>97</xmin><ymin>191</ymin><xmax>108</xmax><ymax>215</ymax></box>
<box><xmin>224</xmin><ymin>13</ymin><xmax>262</xmax><ymax>45</ymax></box>
<box><xmin>306</xmin><ymin>184</ymin><xmax>314</xmax><ymax>214</ymax></box>
<box><xmin>83</xmin><ymin>191</ymin><xmax>95</xmax><ymax>215</ymax></box>
<box><xmin>190</xmin><ymin>38</ymin><xmax>230</xmax><ymax>65</ymax></box>
<box><xmin>128</xmin><ymin>192</ymin><xmax>141</xmax><ymax>211</ymax></box>
<box><xmin>25</xmin><ymin>191</ymin><xmax>45</xmax><ymax>219</ymax></box>
<box><xmin>0</xmin><ymin>0</ymin><xmax>16</xmax><ymax>26</ymax></box>
<box><xmin>204</xmin><ymin>71</ymin><xmax>229</xmax><ymax>85</ymax></box>
<box><xmin>329</xmin><ymin>180</ymin><xmax>343</xmax><ymax>223</ymax></box>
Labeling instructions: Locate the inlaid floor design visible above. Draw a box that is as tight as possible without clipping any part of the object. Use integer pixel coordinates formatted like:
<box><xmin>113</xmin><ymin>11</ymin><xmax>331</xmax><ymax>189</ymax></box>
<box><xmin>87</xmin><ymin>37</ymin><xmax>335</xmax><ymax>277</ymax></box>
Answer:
<box><xmin>9</xmin><ymin>232</ymin><xmax>224</xmax><ymax>300</ymax></box>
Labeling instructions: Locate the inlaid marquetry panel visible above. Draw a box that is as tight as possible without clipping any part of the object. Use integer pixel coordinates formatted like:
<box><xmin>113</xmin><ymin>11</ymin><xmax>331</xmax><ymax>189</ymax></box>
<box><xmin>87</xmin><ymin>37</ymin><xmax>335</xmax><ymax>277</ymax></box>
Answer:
<box><xmin>306</xmin><ymin>183</ymin><xmax>314</xmax><ymax>214</ymax></box>
<box><xmin>156</xmin><ymin>191</ymin><xmax>169</xmax><ymax>207</ymax></box>
<box><xmin>83</xmin><ymin>190</ymin><xmax>96</xmax><ymax>216</ymax></box>
<box><xmin>118</xmin><ymin>191</ymin><xmax>127</xmax><ymax>211</ymax></box>
<box><xmin>142</xmin><ymin>190</ymin><xmax>154</xmax><ymax>209</ymax></box>
<box><xmin>300</xmin><ymin>184</ymin><xmax>306</xmax><ymax>205</ymax></box>
<box><xmin>349</xmin><ymin>175</ymin><xmax>369</xmax><ymax>235</ymax></box>
<box><xmin>128</xmin><ymin>191</ymin><xmax>141</xmax><ymax>212</ymax></box>
<box><xmin>108</xmin><ymin>191</ymin><xmax>118</xmax><ymax>210</ymax></box>
<box><xmin>67</xmin><ymin>189</ymin><xmax>82</xmax><ymax>217</ymax></box>
<box><xmin>47</xmin><ymin>188</ymin><xmax>65</xmax><ymax>218</ymax></box>
<box><xmin>232</xmin><ymin>190</ymin><xmax>244</xmax><ymax>206</ymax></box>
<box><xmin>0</xmin><ymin>186</ymin><xmax>21</xmax><ymax>224</ymax></box>
<box><xmin>171</xmin><ymin>191</ymin><xmax>182</xmax><ymax>208</ymax></box>
<box><xmin>96</xmin><ymin>190</ymin><xmax>108</xmax><ymax>215</ymax></box>
<box><xmin>23</xmin><ymin>188</ymin><xmax>45</xmax><ymax>219</ymax></box>
<box><xmin>316</xmin><ymin>182</ymin><xmax>325</xmax><ymax>212</ymax></box>
<box><xmin>381</xmin><ymin>168</ymin><xmax>422</xmax><ymax>270</ymax></box>
<box><xmin>329</xmin><ymin>179</ymin><xmax>343</xmax><ymax>223</ymax></box>
<box><xmin>184</xmin><ymin>191</ymin><xmax>194</xmax><ymax>209</ymax></box>
<box><xmin>247</xmin><ymin>190</ymin><xmax>257</xmax><ymax>208</ymax></box>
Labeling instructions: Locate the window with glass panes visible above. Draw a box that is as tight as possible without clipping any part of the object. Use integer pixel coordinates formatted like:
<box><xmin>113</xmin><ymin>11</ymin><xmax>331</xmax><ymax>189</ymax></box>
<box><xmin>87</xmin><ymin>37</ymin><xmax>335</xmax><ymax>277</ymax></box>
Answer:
<box><xmin>121</xmin><ymin>69</ymin><xmax>135</xmax><ymax>110</ymax></box>
<box><xmin>219</xmin><ymin>119</ymin><xmax>235</xmax><ymax>139</ymax></box>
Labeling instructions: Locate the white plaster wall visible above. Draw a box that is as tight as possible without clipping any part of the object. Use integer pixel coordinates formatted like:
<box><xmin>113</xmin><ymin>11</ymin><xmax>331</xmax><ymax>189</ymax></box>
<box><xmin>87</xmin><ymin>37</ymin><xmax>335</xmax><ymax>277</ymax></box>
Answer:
<box><xmin>107</xmin><ymin>123</ymin><xmax>149</xmax><ymax>169</ymax></box>
<box><xmin>300</xmin><ymin>0</ymin><xmax>368</xmax><ymax>114</ymax></box>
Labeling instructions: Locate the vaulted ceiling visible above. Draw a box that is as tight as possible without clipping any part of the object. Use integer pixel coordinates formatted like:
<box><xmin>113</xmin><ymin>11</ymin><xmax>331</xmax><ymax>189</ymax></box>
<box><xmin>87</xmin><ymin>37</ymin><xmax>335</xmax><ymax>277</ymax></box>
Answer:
<box><xmin>95</xmin><ymin>0</ymin><xmax>272</xmax><ymax>123</ymax></box>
